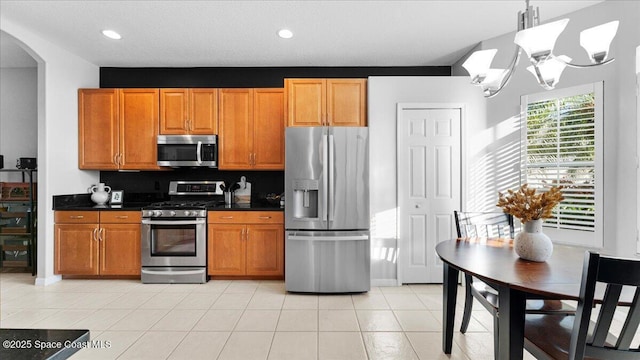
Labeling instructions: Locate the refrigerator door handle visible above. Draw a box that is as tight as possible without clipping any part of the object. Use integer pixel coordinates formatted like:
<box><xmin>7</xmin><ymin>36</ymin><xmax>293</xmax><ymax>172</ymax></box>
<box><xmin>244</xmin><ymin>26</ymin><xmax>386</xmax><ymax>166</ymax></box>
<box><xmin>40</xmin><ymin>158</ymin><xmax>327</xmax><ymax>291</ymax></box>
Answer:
<box><xmin>328</xmin><ymin>134</ymin><xmax>335</xmax><ymax>223</ymax></box>
<box><xmin>322</xmin><ymin>134</ymin><xmax>329</xmax><ymax>222</ymax></box>
<box><xmin>288</xmin><ymin>235</ymin><xmax>369</xmax><ymax>241</ymax></box>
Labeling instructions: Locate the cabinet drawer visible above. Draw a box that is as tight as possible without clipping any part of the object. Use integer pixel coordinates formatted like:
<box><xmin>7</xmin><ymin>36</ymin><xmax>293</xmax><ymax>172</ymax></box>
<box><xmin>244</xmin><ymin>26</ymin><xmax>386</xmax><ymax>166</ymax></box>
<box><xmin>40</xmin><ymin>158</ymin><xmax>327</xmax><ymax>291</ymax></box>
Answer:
<box><xmin>100</xmin><ymin>211</ymin><xmax>141</xmax><ymax>224</ymax></box>
<box><xmin>54</xmin><ymin>211</ymin><xmax>99</xmax><ymax>224</ymax></box>
<box><xmin>208</xmin><ymin>211</ymin><xmax>283</xmax><ymax>224</ymax></box>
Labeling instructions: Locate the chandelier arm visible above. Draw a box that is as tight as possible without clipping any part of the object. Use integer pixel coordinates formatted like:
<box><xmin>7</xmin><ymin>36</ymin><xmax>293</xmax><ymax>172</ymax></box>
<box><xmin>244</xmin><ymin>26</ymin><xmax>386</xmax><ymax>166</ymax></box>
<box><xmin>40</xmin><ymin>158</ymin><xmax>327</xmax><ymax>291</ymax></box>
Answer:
<box><xmin>556</xmin><ymin>57</ymin><xmax>615</xmax><ymax>68</ymax></box>
<box><xmin>485</xmin><ymin>46</ymin><xmax>523</xmax><ymax>98</ymax></box>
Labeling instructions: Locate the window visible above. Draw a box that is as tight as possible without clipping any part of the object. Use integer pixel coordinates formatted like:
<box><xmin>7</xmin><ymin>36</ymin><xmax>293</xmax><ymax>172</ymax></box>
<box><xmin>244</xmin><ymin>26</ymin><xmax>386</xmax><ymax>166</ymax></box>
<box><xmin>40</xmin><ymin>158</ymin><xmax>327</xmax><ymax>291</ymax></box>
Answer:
<box><xmin>521</xmin><ymin>82</ymin><xmax>603</xmax><ymax>248</ymax></box>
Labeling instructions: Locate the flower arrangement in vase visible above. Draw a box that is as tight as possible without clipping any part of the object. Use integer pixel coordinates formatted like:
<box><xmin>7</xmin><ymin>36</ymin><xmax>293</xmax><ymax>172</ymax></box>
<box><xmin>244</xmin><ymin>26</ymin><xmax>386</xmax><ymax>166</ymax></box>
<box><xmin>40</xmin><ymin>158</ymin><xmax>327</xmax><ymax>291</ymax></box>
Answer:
<box><xmin>496</xmin><ymin>184</ymin><xmax>564</xmax><ymax>262</ymax></box>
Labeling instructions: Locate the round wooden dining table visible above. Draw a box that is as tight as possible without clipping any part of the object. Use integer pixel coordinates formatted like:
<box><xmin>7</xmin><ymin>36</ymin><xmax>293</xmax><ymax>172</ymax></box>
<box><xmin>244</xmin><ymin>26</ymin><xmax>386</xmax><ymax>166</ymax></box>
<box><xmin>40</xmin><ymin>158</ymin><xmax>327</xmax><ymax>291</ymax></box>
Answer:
<box><xmin>436</xmin><ymin>237</ymin><xmax>598</xmax><ymax>360</ymax></box>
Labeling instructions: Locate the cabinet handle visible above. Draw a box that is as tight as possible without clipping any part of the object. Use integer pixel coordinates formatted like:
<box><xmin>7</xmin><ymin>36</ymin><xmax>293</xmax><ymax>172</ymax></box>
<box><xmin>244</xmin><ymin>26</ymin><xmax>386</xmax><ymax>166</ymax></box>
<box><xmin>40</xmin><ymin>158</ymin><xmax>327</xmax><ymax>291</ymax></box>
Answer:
<box><xmin>258</xmin><ymin>216</ymin><xmax>272</xmax><ymax>219</ymax></box>
<box><xmin>118</xmin><ymin>153</ymin><xmax>123</xmax><ymax>167</ymax></box>
<box><xmin>92</xmin><ymin>228</ymin><xmax>98</xmax><ymax>241</ymax></box>
<box><xmin>115</xmin><ymin>215</ymin><xmax>128</xmax><ymax>219</ymax></box>
<box><xmin>70</xmin><ymin>215</ymin><xmax>84</xmax><ymax>219</ymax></box>
<box><xmin>220</xmin><ymin>216</ymin><xmax>234</xmax><ymax>219</ymax></box>
<box><xmin>246</xmin><ymin>228</ymin><xmax>249</xmax><ymax>240</ymax></box>
<box><xmin>99</xmin><ymin>228</ymin><xmax>105</xmax><ymax>241</ymax></box>
<box><xmin>113</xmin><ymin>153</ymin><xmax>118</xmax><ymax>166</ymax></box>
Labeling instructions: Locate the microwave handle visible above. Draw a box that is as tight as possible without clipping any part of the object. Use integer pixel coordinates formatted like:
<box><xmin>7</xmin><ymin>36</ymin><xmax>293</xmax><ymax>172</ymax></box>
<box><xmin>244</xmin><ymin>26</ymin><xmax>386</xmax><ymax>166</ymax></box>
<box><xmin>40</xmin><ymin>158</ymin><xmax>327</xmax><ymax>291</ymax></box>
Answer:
<box><xmin>196</xmin><ymin>141</ymin><xmax>202</xmax><ymax>165</ymax></box>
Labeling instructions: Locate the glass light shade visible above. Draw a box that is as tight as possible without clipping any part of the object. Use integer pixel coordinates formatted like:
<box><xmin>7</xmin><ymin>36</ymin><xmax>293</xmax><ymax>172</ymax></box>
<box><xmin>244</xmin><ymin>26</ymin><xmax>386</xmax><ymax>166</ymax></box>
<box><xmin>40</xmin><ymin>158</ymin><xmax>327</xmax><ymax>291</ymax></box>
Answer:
<box><xmin>526</xmin><ymin>55</ymin><xmax>571</xmax><ymax>89</ymax></box>
<box><xmin>480</xmin><ymin>69</ymin><xmax>508</xmax><ymax>90</ymax></box>
<box><xmin>514</xmin><ymin>19</ymin><xmax>569</xmax><ymax>63</ymax></box>
<box><xmin>480</xmin><ymin>69</ymin><xmax>508</xmax><ymax>97</ymax></box>
<box><xmin>580</xmin><ymin>21</ymin><xmax>619</xmax><ymax>64</ymax></box>
<box><xmin>462</xmin><ymin>49</ymin><xmax>498</xmax><ymax>84</ymax></box>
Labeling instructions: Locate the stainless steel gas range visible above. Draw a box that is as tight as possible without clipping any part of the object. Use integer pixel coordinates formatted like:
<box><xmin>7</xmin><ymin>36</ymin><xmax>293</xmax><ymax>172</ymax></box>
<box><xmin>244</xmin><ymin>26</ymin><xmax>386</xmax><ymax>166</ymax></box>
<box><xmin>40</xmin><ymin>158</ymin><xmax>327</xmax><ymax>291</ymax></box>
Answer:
<box><xmin>141</xmin><ymin>181</ymin><xmax>224</xmax><ymax>284</ymax></box>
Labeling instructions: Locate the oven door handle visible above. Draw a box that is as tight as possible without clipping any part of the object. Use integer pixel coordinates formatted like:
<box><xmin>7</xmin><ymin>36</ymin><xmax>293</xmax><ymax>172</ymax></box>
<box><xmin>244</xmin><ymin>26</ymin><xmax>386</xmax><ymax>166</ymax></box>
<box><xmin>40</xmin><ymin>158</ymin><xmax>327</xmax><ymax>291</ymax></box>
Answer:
<box><xmin>141</xmin><ymin>269</ymin><xmax>205</xmax><ymax>276</ymax></box>
<box><xmin>142</xmin><ymin>219</ymin><xmax>206</xmax><ymax>225</ymax></box>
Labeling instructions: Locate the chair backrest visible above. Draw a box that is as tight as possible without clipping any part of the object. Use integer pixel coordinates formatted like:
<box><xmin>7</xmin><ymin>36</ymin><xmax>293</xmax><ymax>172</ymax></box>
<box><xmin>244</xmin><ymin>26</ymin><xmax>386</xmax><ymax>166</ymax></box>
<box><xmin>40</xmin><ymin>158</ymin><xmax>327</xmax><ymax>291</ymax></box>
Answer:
<box><xmin>454</xmin><ymin>211</ymin><xmax>514</xmax><ymax>239</ymax></box>
<box><xmin>569</xmin><ymin>251</ymin><xmax>640</xmax><ymax>360</ymax></box>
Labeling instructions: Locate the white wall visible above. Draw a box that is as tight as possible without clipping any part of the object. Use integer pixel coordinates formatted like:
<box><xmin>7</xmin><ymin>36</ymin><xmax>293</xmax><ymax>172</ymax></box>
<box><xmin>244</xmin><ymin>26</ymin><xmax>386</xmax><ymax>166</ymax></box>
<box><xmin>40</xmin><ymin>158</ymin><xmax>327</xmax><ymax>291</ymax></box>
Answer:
<box><xmin>0</xmin><ymin>67</ymin><xmax>37</xmax><ymax>182</ymax></box>
<box><xmin>0</xmin><ymin>20</ymin><xmax>100</xmax><ymax>285</ymax></box>
<box><xmin>452</xmin><ymin>0</ymin><xmax>640</xmax><ymax>257</ymax></box>
<box><xmin>368</xmin><ymin>76</ymin><xmax>485</xmax><ymax>285</ymax></box>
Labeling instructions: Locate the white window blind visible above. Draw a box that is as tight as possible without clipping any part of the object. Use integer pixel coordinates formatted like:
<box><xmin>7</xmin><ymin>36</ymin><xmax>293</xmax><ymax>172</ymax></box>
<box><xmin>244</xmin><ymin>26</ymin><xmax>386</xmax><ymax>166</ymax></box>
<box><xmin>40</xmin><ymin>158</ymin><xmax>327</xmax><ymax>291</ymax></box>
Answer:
<box><xmin>521</xmin><ymin>82</ymin><xmax>603</xmax><ymax>247</ymax></box>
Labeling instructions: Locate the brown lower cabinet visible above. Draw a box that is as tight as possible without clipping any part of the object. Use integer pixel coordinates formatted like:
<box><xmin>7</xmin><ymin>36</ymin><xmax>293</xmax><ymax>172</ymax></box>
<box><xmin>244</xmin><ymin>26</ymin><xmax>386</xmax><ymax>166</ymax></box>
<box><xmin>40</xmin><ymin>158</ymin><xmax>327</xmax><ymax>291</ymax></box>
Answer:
<box><xmin>54</xmin><ymin>211</ymin><xmax>141</xmax><ymax>276</ymax></box>
<box><xmin>208</xmin><ymin>211</ymin><xmax>284</xmax><ymax>278</ymax></box>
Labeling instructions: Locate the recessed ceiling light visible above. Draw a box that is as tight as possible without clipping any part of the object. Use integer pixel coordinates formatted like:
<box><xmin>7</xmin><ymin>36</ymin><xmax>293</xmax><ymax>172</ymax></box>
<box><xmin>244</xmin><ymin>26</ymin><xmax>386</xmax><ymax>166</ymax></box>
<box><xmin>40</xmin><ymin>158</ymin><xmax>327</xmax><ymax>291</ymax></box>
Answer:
<box><xmin>277</xmin><ymin>29</ymin><xmax>293</xmax><ymax>39</ymax></box>
<box><xmin>101</xmin><ymin>29</ymin><xmax>122</xmax><ymax>40</ymax></box>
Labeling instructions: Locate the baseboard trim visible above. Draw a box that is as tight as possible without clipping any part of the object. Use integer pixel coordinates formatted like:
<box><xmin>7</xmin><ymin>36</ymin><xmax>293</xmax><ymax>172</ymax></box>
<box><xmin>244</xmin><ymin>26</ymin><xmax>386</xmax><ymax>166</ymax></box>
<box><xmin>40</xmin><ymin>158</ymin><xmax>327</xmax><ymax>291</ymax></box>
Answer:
<box><xmin>34</xmin><ymin>275</ymin><xmax>62</xmax><ymax>286</ymax></box>
<box><xmin>371</xmin><ymin>279</ymin><xmax>400</xmax><ymax>287</ymax></box>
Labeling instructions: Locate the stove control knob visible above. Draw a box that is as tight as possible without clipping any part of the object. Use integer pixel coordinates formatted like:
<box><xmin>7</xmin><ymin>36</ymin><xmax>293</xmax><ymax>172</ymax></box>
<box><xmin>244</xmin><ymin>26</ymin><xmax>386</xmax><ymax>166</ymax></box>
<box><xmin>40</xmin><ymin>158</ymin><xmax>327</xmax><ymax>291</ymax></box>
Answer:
<box><xmin>153</xmin><ymin>210</ymin><xmax>163</xmax><ymax>217</ymax></box>
<box><xmin>169</xmin><ymin>210</ymin><xmax>176</xmax><ymax>217</ymax></box>
<box><xmin>185</xmin><ymin>210</ymin><xmax>193</xmax><ymax>217</ymax></box>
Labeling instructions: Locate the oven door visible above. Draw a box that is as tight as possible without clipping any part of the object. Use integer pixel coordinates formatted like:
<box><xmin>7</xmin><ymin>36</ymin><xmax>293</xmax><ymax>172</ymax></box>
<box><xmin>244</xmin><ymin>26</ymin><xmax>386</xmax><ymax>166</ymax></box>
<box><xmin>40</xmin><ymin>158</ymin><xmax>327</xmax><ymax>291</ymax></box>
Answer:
<box><xmin>141</xmin><ymin>218</ymin><xmax>206</xmax><ymax>267</ymax></box>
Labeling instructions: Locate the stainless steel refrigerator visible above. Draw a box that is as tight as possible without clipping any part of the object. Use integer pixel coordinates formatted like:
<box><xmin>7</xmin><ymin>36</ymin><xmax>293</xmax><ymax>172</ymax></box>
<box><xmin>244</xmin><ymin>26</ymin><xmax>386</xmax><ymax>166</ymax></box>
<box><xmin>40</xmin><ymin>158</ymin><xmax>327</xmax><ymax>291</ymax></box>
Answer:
<box><xmin>285</xmin><ymin>126</ymin><xmax>370</xmax><ymax>293</ymax></box>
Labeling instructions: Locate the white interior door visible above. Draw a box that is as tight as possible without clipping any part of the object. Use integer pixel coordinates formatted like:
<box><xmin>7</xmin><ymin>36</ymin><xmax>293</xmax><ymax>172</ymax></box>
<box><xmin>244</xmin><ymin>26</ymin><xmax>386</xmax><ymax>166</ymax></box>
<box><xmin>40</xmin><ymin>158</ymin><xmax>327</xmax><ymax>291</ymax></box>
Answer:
<box><xmin>398</xmin><ymin>104</ymin><xmax>461</xmax><ymax>283</ymax></box>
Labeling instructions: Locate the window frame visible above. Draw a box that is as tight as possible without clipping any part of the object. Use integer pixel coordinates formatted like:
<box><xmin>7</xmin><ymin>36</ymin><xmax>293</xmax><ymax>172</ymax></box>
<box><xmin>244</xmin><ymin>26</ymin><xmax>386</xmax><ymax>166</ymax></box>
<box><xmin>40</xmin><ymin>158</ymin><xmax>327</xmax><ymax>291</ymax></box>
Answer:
<box><xmin>520</xmin><ymin>82</ymin><xmax>604</xmax><ymax>248</ymax></box>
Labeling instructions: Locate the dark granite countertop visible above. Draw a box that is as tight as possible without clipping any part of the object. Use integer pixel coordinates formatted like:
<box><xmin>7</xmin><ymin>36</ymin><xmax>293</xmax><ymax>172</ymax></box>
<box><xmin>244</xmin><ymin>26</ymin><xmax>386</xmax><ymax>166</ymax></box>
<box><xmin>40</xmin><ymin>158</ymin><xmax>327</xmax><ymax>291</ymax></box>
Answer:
<box><xmin>53</xmin><ymin>193</ymin><xmax>283</xmax><ymax>211</ymax></box>
<box><xmin>208</xmin><ymin>202</ymin><xmax>284</xmax><ymax>211</ymax></box>
<box><xmin>0</xmin><ymin>328</ymin><xmax>90</xmax><ymax>360</ymax></box>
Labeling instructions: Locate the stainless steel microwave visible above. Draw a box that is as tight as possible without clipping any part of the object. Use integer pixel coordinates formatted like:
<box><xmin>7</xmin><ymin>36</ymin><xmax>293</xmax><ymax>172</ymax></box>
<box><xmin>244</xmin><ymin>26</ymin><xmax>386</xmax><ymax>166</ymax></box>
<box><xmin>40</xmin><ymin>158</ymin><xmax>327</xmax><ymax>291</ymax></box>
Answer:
<box><xmin>157</xmin><ymin>135</ymin><xmax>217</xmax><ymax>168</ymax></box>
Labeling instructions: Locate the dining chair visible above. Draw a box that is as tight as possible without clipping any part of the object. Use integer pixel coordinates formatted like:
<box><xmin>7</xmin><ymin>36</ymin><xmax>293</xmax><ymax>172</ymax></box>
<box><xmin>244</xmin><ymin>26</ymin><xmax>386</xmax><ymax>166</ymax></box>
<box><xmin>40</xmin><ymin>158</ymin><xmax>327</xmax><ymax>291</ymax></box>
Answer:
<box><xmin>524</xmin><ymin>251</ymin><xmax>640</xmax><ymax>359</ymax></box>
<box><xmin>454</xmin><ymin>211</ymin><xmax>575</xmax><ymax>359</ymax></box>
<box><xmin>454</xmin><ymin>211</ymin><xmax>514</xmax><ymax>358</ymax></box>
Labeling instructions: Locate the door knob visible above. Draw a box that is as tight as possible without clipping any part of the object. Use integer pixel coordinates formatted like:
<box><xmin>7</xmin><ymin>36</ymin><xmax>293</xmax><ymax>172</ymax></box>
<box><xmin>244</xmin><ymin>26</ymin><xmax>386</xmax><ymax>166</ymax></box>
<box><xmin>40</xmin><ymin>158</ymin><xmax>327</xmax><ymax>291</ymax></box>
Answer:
<box><xmin>415</xmin><ymin>204</ymin><xmax>421</xmax><ymax>208</ymax></box>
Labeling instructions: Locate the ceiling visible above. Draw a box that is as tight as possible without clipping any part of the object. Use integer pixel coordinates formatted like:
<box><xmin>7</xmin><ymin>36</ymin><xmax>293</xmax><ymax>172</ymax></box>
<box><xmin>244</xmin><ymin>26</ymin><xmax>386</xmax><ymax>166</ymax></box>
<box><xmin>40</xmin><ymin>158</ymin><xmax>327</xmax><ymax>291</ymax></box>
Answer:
<box><xmin>0</xmin><ymin>0</ymin><xmax>604</xmax><ymax>69</ymax></box>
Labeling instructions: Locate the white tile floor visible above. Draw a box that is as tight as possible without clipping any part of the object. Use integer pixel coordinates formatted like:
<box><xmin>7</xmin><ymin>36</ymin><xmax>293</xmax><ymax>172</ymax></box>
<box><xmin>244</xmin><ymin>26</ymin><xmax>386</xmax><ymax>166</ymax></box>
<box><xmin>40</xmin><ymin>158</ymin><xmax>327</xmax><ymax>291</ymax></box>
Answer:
<box><xmin>0</xmin><ymin>273</ymin><xmax>538</xmax><ymax>360</ymax></box>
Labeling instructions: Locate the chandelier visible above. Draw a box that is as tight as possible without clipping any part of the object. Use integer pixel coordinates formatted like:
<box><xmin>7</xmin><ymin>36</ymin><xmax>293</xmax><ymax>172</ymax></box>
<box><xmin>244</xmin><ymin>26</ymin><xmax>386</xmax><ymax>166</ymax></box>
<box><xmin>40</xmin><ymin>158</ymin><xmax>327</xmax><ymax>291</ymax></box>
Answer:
<box><xmin>462</xmin><ymin>0</ymin><xmax>619</xmax><ymax>98</ymax></box>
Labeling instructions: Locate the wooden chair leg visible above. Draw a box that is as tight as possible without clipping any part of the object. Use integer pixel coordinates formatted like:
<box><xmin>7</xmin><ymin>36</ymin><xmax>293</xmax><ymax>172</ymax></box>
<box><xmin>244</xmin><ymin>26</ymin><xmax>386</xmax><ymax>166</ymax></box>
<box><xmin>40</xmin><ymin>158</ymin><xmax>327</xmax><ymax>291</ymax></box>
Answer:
<box><xmin>460</xmin><ymin>274</ymin><xmax>474</xmax><ymax>333</ymax></box>
<box><xmin>492</xmin><ymin>313</ymin><xmax>499</xmax><ymax>360</ymax></box>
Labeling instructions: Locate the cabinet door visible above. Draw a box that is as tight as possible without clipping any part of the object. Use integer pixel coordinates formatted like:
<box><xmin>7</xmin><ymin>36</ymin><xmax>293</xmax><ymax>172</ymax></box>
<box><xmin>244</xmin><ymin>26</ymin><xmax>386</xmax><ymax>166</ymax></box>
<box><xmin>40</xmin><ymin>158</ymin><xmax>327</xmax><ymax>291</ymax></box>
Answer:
<box><xmin>253</xmin><ymin>89</ymin><xmax>285</xmax><ymax>170</ymax></box>
<box><xmin>78</xmin><ymin>89</ymin><xmax>119</xmax><ymax>169</ymax></box>
<box><xmin>208</xmin><ymin>224</ymin><xmax>246</xmax><ymax>275</ymax></box>
<box><xmin>54</xmin><ymin>224</ymin><xmax>100</xmax><ymax>275</ymax></box>
<box><xmin>285</xmin><ymin>79</ymin><xmax>325</xmax><ymax>127</ymax></box>
<box><xmin>100</xmin><ymin>223</ymin><xmax>141</xmax><ymax>275</ymax></box>
<box><xmin>119</xmin><ymin>89</ymin><xmax>160</xmax><ymax>170</ymax></box>
<box><xmin>245</xmin><ymin>224</ymin><xmax>284</xmax><ymax>276</ymax></box>
<box><xmin>219</xmin><ymin>89</ymin><xmax>253</xmax><ymax>169</ymax></box>
<box><xmin>327</xmin><ymin>79</ymin><xmax>367</xmax><ymax>126</ymax></box>
<box><xmin>190</xmin><ymin>89</ymin><xmax>218</xmax><ymax>134</ymax></box>
<box><xmin>160</xmin><ymin>89</ymin><xmax>189</xmax><ymax>134</ymax></box>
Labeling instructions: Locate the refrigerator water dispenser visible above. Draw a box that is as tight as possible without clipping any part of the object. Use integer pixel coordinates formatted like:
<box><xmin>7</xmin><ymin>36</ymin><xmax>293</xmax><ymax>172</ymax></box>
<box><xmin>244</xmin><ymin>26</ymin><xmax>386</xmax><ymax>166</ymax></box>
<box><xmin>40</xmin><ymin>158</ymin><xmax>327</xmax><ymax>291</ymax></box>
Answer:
<box><xmin>292</xmin><ymin>179</ymin><xmax>319</xmax><ymax>219</ymax></box>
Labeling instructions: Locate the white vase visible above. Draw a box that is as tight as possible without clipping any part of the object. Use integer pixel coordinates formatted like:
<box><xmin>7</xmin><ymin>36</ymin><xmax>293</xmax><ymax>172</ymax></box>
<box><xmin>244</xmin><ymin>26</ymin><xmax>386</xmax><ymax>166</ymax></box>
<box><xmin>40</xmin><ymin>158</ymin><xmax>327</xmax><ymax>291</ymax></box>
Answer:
<box><xmin>89</xmin><ymin>183</ymin><xmax>111</xmax><ymax>205</ymax></box>
<box><xmin>514</xmin><ymin>219</ymin><xmax>553</xmax><ymax>262</ymax></box>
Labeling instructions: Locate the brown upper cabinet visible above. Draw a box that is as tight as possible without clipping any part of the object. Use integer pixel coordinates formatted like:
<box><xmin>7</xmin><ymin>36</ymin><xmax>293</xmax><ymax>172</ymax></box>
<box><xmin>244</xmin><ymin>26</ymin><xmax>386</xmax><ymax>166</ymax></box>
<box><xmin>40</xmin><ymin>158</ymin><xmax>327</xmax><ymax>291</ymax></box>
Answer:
<box><xmin>159</xmin><ymin>88</ymin><xmax>218</xmax><ymax>135</ymax></box>
<box><xmin>78</xmin><ymin>88</ymin><xmax>161</xmax><ymax>170</ymax></box>
<box><xmin>218</xmin><ymin>88</ymin><xmax>284</xmax><ymax>170</ymax></box>
<box><xmin>285</xmin><ymin>78</ymin><xmax>367</xmax><ymax>127</ymax></box>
